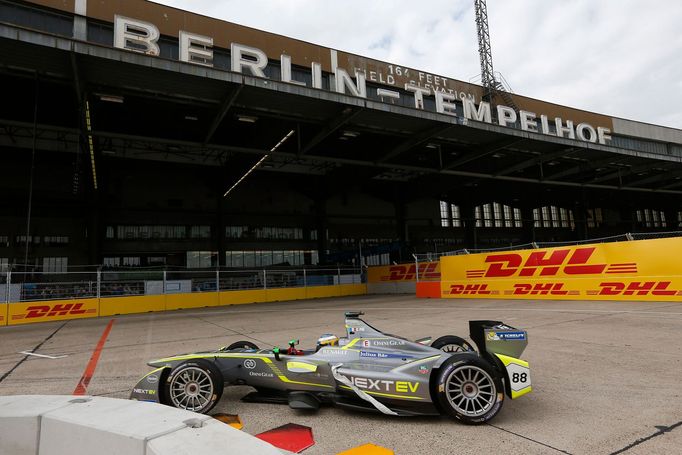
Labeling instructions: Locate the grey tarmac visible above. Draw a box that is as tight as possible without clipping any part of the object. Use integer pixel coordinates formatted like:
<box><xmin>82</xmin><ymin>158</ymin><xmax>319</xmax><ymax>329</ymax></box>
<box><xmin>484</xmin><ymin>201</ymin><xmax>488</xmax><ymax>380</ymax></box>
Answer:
<box><xmin>0</xmin><ymin>295</ymin><xmax>680</xmax><ymax>454</ymax></box>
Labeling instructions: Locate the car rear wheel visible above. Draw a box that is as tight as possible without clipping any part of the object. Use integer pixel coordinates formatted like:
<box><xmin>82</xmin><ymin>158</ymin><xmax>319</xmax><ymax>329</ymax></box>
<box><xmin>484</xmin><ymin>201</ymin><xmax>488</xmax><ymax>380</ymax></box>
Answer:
<box><xmin>225</xmin><ymin>340</ymin><xmax>259</xmax><ymax>350</ymax></box>
<box><xmin>435</xmin><ymin>357</ymin><xmax>503</xmax><ymax>424</ymax></box>
<box><xmin>431</xmin><ymin>335</ymin><xmax>475</xmax><ymax>353</ymax></box>
<box><xmin>164</xmin><ymin>360</ymin><xmax>223</xmax><ymax>414</ymax></box>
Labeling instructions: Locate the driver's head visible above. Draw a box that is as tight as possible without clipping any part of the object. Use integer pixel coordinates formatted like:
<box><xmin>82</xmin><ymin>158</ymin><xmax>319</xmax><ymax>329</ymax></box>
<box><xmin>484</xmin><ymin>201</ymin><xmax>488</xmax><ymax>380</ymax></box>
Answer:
<box><xmin>317</xmin><ymin>333</ymin><xmax>339</xmax><ymax>347</ymax></box>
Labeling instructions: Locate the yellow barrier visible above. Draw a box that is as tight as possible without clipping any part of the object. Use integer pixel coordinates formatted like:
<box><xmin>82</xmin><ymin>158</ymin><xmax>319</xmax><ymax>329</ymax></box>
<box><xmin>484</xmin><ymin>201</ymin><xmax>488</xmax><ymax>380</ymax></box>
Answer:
<box><xmin>1</xmin><ymin>284</ymin><xmax>368</xmax><ymax>326</ymax></box>
<box><xmin>8</xmin><ymin>298</ymin><xmax>99</xmax><ymax>325</ymax></box>
<box><xmin>266</xmin><ymin>287</ymin><xmax>307</xmax><ymax>302</ymax></box>
<box><xmin>440</xmin><ymin>237</ymin><xmax>682</xmax><ymax>302</ymax></box>
<box><xmin>219</xmin><ymin>289</ymin><xmax>268</xmax><ymax>306</ymax></box>
<box><xmin>100</xmin><ymin>295</ymin><xmax>166</xmax><ymax>316</ymax></box>
<box><xmin>368</xmin><ymin>262</ymin><xmax>440</xmax><ymax>283</ymax></box>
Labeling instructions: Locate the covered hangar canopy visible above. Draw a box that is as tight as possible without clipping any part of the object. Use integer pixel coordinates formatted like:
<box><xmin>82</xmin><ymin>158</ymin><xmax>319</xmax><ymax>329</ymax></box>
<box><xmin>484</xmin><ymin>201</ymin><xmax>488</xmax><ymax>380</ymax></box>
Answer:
<box><xmin>0</xmin><ymin>0</ymin><xmax>681</xmax><ymax>268</ymax></box>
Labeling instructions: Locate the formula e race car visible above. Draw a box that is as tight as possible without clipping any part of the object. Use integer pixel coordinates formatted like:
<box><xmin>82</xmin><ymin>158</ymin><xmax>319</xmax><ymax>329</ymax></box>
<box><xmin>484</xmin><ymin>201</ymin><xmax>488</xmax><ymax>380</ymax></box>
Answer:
<box><xmin>131</xmin><ymin>312</ymin><xmax>531</xmax><ymax>424</ymax></box>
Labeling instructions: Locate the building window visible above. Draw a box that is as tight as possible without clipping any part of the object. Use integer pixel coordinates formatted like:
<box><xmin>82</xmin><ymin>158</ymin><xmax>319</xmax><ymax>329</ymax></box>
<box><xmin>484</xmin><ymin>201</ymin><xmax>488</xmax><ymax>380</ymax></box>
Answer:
<box><xmin>475</xmin><ymin>202</ymin><xmax>523</xmax><ymax>228</ymax></box>
<box><xmin>534</xmin><ymin>206</ymin><xmax>575</xmax><ymax>229</ymax></box>
<box><xmin>43</xmin><ymin>257</ymin><xmax>68</xmax><ymax>273</ymax></box>
<box><xmin>16</xmin><ymin>235</ymin><xmax>40</xmax><ymax>245</ymax></box>
<box><xmin>0</xmin><ymin>236</ymin><xmax>8</xmax><ymax>247</ymax></box>
<box><xmin>226</xmin><ymin>226</ymin><xmax>248</xmax><ymax>239</ymax></box>
<box><xmin>365</xmin><ymin>253</ymin><xmax>390</xmax><ymax>266</ymax></box>
<box><xmin>635</xmin><ymin>209</ymin><xmax>667</xmax><ymax>228</ymax></box>
<box><xmin>122</xmin><ymin>257</ymin><xmax>141</xmax><ymax>267</ymax></box>
<box><xmin>586</xmin><ymin>208</ymin><xmax>603</xmax><ymax>228</ymax></box>
<box><xmin>116</xmin><ymin>225</ymin><xmax>186</xmax><ymax>240</ymax></box>
<box><xmin>106</xmin><ymin>226</ymin><xmax>114</xmax><ymax>239</ymax></box>
<box><xmin>103</xmin><ymin>257</ymin><xmax>120</xmax><ymax>267</ymax></box>
<box><xmin>190</xmin><ymin>226</ymin><xmax>211</xmax><ymax>239</ymax></box>
<box><xmin>43</xmin><ymin>236</ymin><xmax>69</xmax><ymax>246</ymax></box>
<box><xmin>187</xmin><ymin>251</ymin><xmax>217</xmax><ymax>268</ymax></box>
<box><xmin>0</xmin><ymin>257</ymin><xmax>8</xmax><ymax>272</ymax></box>
<box><xmin>225</xmin><ymin>250</ymin><xmax>318</xmax><ymax>268</ymax></box>
<box><xmin>439</xmin><ymin>201</ymin><xmax>461</xmax><ymax>227</ymax></box>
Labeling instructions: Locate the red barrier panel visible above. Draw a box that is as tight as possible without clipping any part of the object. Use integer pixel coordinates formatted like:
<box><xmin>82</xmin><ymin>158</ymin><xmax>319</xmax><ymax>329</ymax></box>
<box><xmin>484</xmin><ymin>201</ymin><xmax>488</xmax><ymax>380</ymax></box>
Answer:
<box><xmin>416</xmin><ymin>281</ymin><xmax>441</xmax><ymax>298</ymax></box>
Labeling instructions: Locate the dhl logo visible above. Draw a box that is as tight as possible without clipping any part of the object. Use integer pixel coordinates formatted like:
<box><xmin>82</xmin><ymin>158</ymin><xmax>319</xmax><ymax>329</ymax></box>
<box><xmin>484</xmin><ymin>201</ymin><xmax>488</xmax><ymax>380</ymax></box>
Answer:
<box><xmin>12</xmin><ymin>303</ymin><xmax>97</xmax><ymax>320</ymax></box>
<box><xmin>380</xmin><ymin>263</ymin><xmax>440</xmax><ymax>282</ymax></box>
<box><xmin>466</xmin><ymin>247</ymin><xmax>638</xmax><ymax>279</ymax></box>
<box><xmin>447</xmin><ymin>281</ymin><xmax>681</xmax><ymax>297</ymax></box>
<box><xmin>591</xmin><ymin>281</ymin><xmax>682</xmax><ymax>296</ymax></box>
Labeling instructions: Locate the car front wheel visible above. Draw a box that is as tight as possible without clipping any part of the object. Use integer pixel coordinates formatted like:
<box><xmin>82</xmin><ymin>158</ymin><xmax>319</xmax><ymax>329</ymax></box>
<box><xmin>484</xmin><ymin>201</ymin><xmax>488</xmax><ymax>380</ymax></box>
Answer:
<box><xmin>435</xmin><ymin>357</ymin><xmax>503</xmax><ymax>424</ymax></box>
<box><xmin>164</xmin><ymin>359</ymin><xmax>223</xmax><ymax>414</ymax></box>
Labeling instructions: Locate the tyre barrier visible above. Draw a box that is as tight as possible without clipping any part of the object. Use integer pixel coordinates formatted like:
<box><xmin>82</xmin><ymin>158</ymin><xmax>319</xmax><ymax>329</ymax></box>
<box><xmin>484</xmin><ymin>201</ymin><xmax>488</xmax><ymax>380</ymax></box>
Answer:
<box><xmin>0</xmin><ymin>395</ymin><xmax>287</xmax><ymax>455</ymax></box>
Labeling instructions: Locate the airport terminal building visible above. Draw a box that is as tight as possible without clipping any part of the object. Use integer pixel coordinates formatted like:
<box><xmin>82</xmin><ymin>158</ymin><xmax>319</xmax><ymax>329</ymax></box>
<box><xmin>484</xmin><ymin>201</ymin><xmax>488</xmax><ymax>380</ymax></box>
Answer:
<box><xmin>1</xmin><ymin>0</ymin><xmax>682</xmax><ymax>272</ymax></box>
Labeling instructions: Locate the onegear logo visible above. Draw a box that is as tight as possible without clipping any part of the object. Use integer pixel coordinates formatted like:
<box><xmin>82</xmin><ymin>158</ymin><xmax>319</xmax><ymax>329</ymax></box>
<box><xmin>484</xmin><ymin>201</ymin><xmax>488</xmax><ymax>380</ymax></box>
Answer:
<box><xmin>466</xmin><ymin>247</ymin><xmax>638</xmax><ymax>279</ymax></box>
<box><xmin>243</xmin><ymin>359</ymin><xmax>257</xmax><ymax>369</ymax></box>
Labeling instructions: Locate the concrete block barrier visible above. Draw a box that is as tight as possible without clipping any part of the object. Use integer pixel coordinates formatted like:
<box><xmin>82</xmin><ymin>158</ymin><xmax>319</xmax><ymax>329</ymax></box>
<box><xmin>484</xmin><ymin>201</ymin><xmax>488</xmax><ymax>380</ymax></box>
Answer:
<box><xmin>0</xmin><ymin>395</ymin><xmax>285</xmax><ymax>455</ymax></box>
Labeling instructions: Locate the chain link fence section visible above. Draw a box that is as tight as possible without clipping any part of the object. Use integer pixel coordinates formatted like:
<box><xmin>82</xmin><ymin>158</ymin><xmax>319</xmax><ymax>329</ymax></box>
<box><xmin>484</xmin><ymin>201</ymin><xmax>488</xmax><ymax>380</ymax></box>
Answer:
<box><xmin>2</xmin><ymin>267</ymin><xmax>362</xmax><ymax>303</ymax></box>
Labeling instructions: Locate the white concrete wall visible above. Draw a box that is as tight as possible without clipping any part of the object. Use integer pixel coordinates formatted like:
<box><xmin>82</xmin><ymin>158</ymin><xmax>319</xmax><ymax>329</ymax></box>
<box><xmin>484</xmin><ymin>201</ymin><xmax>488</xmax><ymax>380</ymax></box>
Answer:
<box><xmin>0</xmin><ymin>395</ymin><xmax>284</xmax><ymax>455</ymax></box>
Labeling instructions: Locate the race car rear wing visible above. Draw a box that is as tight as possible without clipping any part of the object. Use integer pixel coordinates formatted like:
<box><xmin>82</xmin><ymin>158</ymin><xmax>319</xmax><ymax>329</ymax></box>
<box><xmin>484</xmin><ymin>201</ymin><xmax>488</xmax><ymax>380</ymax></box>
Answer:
<box><xmin>469</xmin><ymin>320</ymin><xmax>528</xmax><ymax>359</ymax></box>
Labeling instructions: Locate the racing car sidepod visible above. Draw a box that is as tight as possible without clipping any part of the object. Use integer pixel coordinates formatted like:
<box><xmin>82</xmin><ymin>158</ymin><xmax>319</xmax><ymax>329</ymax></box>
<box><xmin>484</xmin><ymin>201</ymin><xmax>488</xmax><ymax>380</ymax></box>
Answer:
<box><xmin>469</xmin><ymin>321</ymin><xmax>531</xmax><ymax>399</ymax></box>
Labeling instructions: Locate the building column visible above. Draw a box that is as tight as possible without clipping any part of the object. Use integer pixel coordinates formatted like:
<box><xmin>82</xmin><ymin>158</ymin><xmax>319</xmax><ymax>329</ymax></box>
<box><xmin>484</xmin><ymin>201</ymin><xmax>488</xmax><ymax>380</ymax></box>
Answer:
<box><xmin>314</xmin><ymin>194</ymin><xmax>328</xmax><ymax>265</ymax></box>
<box><xmin>461</xmin><ymin>202</ymin><xmax>477</xmax><ymax>249</ymax></box>
<box><xmin>520</xmin><ymin>206</ymin><xmax>535</xmax><ymax>244</ymax></box>
<box><xmin>216</xmin><ymin>193</ymin><xmax>226</xmax><ymax>267</ymax></box>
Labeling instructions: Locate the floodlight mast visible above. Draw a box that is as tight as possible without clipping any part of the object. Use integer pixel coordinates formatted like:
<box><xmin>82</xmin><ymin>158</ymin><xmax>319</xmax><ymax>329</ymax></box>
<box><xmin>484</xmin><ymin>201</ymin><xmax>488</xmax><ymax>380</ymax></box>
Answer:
<box><xmin>474</xmin><ymin>0</ymin><xmax>518</xmax><ymax>111</ymax></box>
<box><xmin>474</xmin><ymin>0</ymin><xmax>495</xmax><ymax>102</ymax></box>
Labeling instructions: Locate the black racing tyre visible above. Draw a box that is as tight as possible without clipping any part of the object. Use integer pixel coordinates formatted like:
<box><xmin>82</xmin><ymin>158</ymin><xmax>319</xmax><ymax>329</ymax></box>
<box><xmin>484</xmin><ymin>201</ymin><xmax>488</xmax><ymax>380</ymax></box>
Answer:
<box><xmin>164</xmin><ymin>359</ymin><xmax>224</xmax><ymax>414</ymax></box>
<box><xmin>431</xmin><ymin>335</ymin><xmax>475</xmax><ymax>353</ymax></box>
<box><xmin>435</xmin><ymin>357</ymin><xmax>504</xmax><ymax>425</ymax></box>
<box><xmin>225</xmin><ymin>340</ymin><xmax>259</xmax><ymax>350</ymax></box>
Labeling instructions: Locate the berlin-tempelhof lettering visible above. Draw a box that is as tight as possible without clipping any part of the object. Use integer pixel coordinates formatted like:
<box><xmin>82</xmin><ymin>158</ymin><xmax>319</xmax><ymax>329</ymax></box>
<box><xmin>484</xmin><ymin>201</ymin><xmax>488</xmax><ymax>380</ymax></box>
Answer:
<box><xmin>114</xmin><ymin>16</ymin><xmax>612</xmax><ymax>145</ymax></box>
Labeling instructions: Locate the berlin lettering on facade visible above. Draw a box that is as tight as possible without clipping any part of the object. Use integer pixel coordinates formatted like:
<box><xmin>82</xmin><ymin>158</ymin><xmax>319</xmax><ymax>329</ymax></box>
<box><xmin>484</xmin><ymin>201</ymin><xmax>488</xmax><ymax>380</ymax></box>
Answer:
<box><xmin>113</xmin><ymin>16</ymin><xmax>612</xmax><ymax>145</ymax></box>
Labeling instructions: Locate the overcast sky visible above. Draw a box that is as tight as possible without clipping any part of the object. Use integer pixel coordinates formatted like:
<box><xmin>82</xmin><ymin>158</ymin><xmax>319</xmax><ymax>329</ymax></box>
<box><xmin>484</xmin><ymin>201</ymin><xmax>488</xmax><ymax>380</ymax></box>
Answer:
<box><xmin>156</xmin><ymin>0</ymin><xmax>681</xmax><ymax>129</ymax></box>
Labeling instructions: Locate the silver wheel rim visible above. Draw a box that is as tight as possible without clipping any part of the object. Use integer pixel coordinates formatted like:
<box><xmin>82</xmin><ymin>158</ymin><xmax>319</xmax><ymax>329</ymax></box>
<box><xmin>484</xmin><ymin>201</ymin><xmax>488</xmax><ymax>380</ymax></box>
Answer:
<box><xmin>439</xmin><ymin>343</ymin><xmax>471</xmax><ymax>353</ymax></box>
<box><xmin>169</xmin><ymin>367</ymin><xmax>214</xmax><ymax>412</ymax></box>
<box><xmin>446</xmin><ymin>365</ymin><xmax>496</xmax><ymax>417</ymax></box>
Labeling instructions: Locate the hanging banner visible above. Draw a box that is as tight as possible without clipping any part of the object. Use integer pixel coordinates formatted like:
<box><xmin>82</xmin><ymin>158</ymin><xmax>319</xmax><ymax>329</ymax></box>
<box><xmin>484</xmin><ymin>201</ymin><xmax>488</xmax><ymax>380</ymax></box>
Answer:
<box><xmin>440</xmin><ymin>237</ymin><xmax>682</xmax><ymax>301</ymax></box>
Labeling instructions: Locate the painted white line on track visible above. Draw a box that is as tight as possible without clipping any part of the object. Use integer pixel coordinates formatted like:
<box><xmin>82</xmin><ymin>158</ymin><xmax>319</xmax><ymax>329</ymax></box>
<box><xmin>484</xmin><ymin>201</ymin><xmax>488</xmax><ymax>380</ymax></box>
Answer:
<box><xmin>18</xmin><ymin>351</ymin><xmax>67</xmax><ymax>359</ymax></box>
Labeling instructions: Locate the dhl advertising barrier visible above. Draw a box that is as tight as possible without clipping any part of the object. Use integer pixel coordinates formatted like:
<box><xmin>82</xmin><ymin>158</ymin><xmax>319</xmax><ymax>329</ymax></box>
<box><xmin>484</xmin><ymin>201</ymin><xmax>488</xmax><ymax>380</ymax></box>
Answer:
<box><xmin>440</xmin><ymin>237</ymin><xmax>682</xmax><ymax>302</ymax></box>
<box><xmin>367</xmin><ymin>262</ymin><xmax>440</xmax><ymax>295</ymax></box>
<box><xmin>8</xmin><ymin>299</ymin><xmax>99</xmax><ymax>325</ymax></box>
<box><xmin>2</xmin><ymin>284</ymin><xmax>367</xmax><ymax>326</ymax></box>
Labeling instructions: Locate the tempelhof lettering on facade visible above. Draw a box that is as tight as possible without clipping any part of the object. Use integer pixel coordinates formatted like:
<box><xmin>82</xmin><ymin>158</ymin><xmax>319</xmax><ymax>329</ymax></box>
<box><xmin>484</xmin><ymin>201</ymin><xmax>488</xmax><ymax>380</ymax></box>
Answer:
<box><xmin>113</xmin><ymin>16</ymin><xmax>612</xmax><ymax>145</ymax></box>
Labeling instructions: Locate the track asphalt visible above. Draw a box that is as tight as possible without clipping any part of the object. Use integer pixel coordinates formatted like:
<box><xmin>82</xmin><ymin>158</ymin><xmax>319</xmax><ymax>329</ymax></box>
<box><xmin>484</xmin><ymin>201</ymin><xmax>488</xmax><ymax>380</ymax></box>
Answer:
<box><xmin>1</xmin><ymin>295</ymin><xmax>680</xmax><ymax>454</ymax></box>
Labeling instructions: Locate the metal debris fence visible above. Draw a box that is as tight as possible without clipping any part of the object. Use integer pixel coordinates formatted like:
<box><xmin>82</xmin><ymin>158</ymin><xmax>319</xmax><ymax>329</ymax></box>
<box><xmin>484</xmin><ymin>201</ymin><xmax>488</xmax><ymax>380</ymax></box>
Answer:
<box><xmin>1</xmin><ymin>267</ymin><xmax>362</xmax><ymax>303</ymax></box>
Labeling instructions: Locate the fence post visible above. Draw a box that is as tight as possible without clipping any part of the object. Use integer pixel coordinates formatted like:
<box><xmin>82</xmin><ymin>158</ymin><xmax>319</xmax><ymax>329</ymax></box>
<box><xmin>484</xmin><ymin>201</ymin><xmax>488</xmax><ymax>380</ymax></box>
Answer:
<box><xmin>303</xmin><ymin>268</ymin><xmax>307</xmax><ymax>288</ymax></box>
<box><xmin>263</xmin><ymin>269</ymin><xmax>267</xmax><ymax>290</ymax></box>
<box><xmin>163</xmin><ymin>270</ymin><xmax>167</xmax><ymax>294</ymax></box>
<box><xmin>413</xmin><ymin>254</ymin><xmax>419</xmax><ymax>283</ymax></box>
<box><xmin>337</xmin><ymin>266</ymin><xmax>341</xmax><ymax>285</ymax></box>
<box><xmin>215</xmin><ymin>269</ymin><xmax>220</xmax><ymax>293</ymax></box>
<box><xmin>96</xmin><ymin>269</ymin><xmax>101</xmax><ymax>299</ymax></box>
<box><xmin>5</xmin><ymin>270</ymin><xmax>10</xmax><ymax>303</ymax></box>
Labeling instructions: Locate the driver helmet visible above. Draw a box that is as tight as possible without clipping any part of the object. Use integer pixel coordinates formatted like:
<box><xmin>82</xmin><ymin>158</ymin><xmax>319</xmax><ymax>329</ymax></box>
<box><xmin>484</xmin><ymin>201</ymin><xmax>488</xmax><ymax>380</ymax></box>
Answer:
<box><xmin>316</xmin><ymin>333</ymin><xmax>339</xmax><ymax>347</ymax></box>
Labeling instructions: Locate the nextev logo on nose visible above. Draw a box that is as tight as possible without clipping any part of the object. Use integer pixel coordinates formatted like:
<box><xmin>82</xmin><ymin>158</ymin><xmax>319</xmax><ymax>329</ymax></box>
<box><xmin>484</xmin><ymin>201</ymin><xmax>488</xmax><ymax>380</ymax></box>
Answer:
<box><xmin>342</xmin><ymin>375</ymin><xmax>420</xmax><ymax>394</ymax></box>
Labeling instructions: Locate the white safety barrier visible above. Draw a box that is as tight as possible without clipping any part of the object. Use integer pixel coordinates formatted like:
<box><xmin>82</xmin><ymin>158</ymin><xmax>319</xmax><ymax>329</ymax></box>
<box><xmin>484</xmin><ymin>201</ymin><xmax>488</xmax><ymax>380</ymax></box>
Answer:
<box><xmin>0</xmin><ymin>395</ymin><xmax>286</xmax><ymax>455</ymax></box>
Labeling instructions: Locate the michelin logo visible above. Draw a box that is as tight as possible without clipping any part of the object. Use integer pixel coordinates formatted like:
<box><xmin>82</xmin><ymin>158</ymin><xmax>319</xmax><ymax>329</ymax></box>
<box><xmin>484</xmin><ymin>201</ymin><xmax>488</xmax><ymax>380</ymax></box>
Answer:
<box><xmin>487</xmin><ymin>331</ymin><xmax>526</xmax><ymax>341</ymax></box>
